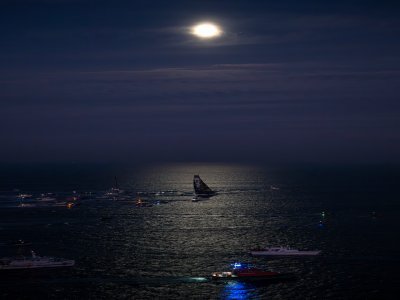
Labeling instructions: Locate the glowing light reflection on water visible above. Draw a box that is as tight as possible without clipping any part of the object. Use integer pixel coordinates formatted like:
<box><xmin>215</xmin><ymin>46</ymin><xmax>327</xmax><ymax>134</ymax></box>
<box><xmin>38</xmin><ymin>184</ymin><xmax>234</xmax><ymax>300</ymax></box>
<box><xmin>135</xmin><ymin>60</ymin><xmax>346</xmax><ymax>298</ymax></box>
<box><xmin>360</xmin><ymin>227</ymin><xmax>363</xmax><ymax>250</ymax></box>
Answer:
<box><xmin>222</xmin><ymin>281</ymin><xmax>258</xmax><ymax>300</ymax></box>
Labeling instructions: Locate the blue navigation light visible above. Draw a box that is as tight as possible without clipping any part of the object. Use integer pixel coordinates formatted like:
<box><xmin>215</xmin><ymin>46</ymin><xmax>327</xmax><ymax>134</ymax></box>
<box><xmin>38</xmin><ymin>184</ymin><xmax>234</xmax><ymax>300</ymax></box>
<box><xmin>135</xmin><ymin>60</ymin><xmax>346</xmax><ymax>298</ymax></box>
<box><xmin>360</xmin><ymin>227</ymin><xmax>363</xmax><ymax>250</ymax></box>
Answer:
<box><xmin>231</xmin><ymin>262</ymin><xmax>252</xmax><ymax>269</ymax></box>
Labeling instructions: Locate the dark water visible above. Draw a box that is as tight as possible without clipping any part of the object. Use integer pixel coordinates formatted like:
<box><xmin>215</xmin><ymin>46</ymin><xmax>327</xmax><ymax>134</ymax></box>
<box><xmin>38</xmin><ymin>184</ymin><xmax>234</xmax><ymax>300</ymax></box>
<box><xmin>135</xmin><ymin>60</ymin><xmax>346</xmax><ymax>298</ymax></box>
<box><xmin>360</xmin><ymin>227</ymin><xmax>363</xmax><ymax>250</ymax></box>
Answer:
<box><xmin>1</xmin><ymin>163</ymin><xmax>400</xmax><ymax>299</ymax></box>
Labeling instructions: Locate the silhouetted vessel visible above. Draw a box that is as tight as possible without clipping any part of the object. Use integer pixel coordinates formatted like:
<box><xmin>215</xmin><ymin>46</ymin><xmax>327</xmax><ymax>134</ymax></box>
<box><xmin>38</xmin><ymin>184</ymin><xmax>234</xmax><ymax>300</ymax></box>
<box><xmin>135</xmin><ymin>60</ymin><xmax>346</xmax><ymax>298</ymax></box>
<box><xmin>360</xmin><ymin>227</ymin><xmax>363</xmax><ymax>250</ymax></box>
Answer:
<box><xmin>193</xmin><ymin>175</ymin><xmax>215</xmax><ymax>197</ymax></box>
<box><xmin>250</xmin><ymin>246</ymin><xmax>320</xmax><ymax>256</ymax></box>
<box><xmin>135</xmin><ymin>197</ymin><xmax>152</xmax><ymax>207</ymax></box>
<box><xmin>0</xmin><ymin>251</ymin><xmax>75</xmax><ymax>270</ymax></box>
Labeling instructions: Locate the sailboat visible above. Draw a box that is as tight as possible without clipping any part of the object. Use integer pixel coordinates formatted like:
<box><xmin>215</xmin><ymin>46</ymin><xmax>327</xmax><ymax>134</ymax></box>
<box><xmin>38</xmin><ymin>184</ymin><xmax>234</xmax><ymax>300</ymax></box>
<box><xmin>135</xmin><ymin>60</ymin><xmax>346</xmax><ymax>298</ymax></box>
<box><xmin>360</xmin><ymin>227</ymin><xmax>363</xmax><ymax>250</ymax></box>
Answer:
<box><xmin>105</xmin><ymin>176</ymin><xmax>124</xmax><ymax>198</ymax></box>
<box><xmin>193</xmin><ymin>175</ymin><xmax>216</xmax><ymax>198</ymax></box>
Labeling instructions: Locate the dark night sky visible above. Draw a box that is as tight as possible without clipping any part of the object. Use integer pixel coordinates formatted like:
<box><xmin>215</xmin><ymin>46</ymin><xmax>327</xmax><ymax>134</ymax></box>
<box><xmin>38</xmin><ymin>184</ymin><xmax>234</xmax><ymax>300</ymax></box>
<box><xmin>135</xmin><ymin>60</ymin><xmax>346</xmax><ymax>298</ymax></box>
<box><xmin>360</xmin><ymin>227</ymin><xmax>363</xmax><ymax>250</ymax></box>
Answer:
<box><xmin>1</xmin><ymin>0</ymin><xmax>399</xmax><ymax>164</ymax></box>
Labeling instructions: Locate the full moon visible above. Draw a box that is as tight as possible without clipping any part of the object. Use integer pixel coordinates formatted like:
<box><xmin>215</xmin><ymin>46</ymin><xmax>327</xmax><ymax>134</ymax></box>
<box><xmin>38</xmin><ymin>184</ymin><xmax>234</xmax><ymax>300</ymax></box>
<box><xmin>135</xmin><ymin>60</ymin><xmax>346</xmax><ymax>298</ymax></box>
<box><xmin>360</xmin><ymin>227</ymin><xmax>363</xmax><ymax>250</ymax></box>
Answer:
<box><xmin>192</xmin><ymin>23</ymin><xmax>222</xmax><ymax>38</ymax></box>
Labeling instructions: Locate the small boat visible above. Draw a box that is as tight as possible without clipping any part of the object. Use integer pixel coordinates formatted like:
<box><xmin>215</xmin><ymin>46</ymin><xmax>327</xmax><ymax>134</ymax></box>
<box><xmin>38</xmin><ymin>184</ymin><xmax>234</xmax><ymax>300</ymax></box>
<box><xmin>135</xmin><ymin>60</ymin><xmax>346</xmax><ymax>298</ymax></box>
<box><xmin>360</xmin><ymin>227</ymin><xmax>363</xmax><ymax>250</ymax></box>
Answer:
<box><xmin>36</xmin><ymin>193</ymin><xmax>57</xmax><ymax>202</ymax></box>
<box><xmin>105</xmin><ymin>177</ymin><xmax>125</xmax><ymax>198</ymax></box>
<box><xmin>65</xmin><ymin>191</ymin><xmax>80</xmax><ymax>202</ymax></box>
<box><xmin>135</xmin><ymin>197</ymin><xmax>152</xmax><ymax>207</ymax></box>
<box><xmin>105</xmin><ymin>188</ymin><xmax>122</xmax><ymax>197</ymax></box>
<box><xmin>17</xmin><ymin>194</ymin><xmax>33</xmax><ymax>199</ymax></box>
<box><xmin>191</xmin><ymin>195</ymin><xmax>199</xmax><ymax>202</ymax></box>
<box><xmin>211</xmin><ymin>262</ymin><xmax>293</xmax><ymax>282</ymax></box>
<box><xmin>0</xmin><ymin>251</ymin><xmax>75</xmax><ymax>270</ymax></box>
<box><xmin>13</xmin><ymin>240</ymin><xmax>32</xmax><ymax>247</ymax></box>
<box><xmin>18</xmin><ymin>203</ymin><xmax>36</xmax><ymax>208</ymax></box>
<box><xmin>193</xmin><ymin>175</ymin><xmax>216</xmax><ymax>197</ymax></box>
<box><xmin>250</xmin><ymin>246</ymin><xmax>320</xmax><ymax>256</ymax></box>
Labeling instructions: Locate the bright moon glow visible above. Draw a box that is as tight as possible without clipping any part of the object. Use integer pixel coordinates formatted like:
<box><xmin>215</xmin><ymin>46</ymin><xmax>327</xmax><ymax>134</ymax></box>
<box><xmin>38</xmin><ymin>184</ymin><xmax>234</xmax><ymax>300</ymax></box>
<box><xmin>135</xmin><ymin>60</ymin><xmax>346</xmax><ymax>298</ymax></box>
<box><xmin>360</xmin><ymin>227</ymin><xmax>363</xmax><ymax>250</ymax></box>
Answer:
<box><xmin>192</xmin><ymin>23</ymin><xmax>221</xmax><ymax>38</ymax></box>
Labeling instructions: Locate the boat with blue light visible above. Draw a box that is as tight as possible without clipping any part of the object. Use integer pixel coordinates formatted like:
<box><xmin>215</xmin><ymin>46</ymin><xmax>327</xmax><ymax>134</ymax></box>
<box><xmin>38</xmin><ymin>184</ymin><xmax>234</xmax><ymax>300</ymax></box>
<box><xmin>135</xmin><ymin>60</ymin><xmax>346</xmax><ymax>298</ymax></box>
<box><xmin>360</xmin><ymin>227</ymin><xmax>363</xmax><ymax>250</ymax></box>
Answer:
<box><xmin>211</xmin><ymin>263</ymin><xmax>294</xmax><ymax>282</ymax></box>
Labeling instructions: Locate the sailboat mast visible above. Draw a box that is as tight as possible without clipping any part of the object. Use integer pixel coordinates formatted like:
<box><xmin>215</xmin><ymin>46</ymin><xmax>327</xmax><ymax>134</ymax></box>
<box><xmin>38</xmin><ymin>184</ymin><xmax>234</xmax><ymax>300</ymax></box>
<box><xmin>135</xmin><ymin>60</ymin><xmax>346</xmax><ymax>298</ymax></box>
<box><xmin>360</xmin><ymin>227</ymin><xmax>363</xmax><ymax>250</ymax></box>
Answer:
<box><xmin>114</xmin><ymin>176</ymin><xmax>119</xmax><ymax>189</ymax></box>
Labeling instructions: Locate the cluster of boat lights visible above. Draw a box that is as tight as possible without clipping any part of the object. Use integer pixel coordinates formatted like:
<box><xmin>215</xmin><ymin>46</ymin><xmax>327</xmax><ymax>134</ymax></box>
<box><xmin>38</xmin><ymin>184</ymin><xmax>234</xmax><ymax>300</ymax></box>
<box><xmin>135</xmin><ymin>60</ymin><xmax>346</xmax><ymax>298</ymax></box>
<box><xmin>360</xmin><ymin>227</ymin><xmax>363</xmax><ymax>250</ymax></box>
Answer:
<box><xmin>7</xmin><ymin>176</ymin><xmax>328</xmax><ymax>277</ymax></box>
<box><xmin>18</xmin><ymin>189</ymin><xmax>329</xmax><ymax>230</ymax></box>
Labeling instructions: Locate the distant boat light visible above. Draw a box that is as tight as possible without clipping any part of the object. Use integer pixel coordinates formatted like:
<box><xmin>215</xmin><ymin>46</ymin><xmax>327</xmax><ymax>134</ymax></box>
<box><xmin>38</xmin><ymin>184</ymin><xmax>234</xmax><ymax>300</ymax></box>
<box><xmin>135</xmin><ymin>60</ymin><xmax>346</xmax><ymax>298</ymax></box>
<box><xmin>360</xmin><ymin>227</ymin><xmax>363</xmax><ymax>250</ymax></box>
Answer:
<box><xmin>233</xmin><ymin>262</ymin><xmax>242</xmax><ymax>268</ymax></box>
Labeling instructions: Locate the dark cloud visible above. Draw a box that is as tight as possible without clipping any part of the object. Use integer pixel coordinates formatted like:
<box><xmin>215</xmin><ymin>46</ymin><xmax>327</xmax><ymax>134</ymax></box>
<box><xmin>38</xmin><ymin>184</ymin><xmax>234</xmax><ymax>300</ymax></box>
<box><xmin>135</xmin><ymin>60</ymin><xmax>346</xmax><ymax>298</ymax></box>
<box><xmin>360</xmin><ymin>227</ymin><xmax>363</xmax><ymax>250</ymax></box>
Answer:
<box><xmin>1</xmin><ymin>63</ymin><xmax>399</xmax><ymax>106</ymax></box>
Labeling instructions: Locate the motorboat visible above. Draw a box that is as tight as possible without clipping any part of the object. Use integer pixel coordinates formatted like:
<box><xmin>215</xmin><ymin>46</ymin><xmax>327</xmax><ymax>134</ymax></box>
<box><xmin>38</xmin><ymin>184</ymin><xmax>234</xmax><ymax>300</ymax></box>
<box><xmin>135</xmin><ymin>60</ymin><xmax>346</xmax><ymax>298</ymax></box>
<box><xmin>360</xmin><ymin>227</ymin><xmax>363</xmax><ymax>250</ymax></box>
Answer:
<box><xmin>0</xmin><ymin>251</ymin><xmax>75</xmax><ymax>270</ymax></box>
<box><xmin>211</xmin><ymin>262</ymin><xmax>293</xmax><ymax>282</ymax></box>
<box><xmin>135</xmin><ymin>197</ymin><xmax>152</xmax><ymax>207</ymax></box>
<box><xmin>17</xmin><ymin>194</ymin><xmax>33</xmax><ymax>199</ymax></box>
<box><xmin>18</xmin><ymin>203</ymin><xmax>36</xmax><ymax>208</ymax></box>
<box><xmin>36</xmin><ymin>193</ymin><xmax>57</xmax><ymax>202</ymax></box>
<box><xmin>250</xmin><ymin>246</ymin><xmax>320</xmax><ymax>256</ymax></box>
<box><xmin>65</xmin><ymin>191</ymin><xmax>80</xmax><ymax>202</ymax></box>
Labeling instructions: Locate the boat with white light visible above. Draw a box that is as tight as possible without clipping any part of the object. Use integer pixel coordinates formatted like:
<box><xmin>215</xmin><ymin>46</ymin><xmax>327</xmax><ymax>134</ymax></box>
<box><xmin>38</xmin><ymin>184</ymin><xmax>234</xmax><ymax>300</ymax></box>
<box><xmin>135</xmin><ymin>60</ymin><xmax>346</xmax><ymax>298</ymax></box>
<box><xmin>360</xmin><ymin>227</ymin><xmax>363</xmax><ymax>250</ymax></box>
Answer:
<box><xmin>0</xmin><ymin>251</ymin><xmax>75</xmax><ymax>270</ymax></box>
<box><xmin>36</xmin><ymin>193</ymin><xmax>57</xmax><ymax>202</ymax></box>
<box><xmin>211</xmin><ymin>262</ymin><xmax>293</xmax><ymax>282</ymax></box>
<box><xmin>17</xmin><ymin>194</ymin><xmax>33</xmax><ymax>199</ymax></box>
<box><xmin>18</xmin><ymin>203</ymin><xmax>37</xmax><ymax>208</ymax></box>
<box><xmin>250</xmin><ymin>246</ymin><xmax>320</xmax><ymax>256</ymax></box>
<box><xmin>104</xmin><ymin>176</ymin><xmax>127</xmax><ymax>198</ymax></box>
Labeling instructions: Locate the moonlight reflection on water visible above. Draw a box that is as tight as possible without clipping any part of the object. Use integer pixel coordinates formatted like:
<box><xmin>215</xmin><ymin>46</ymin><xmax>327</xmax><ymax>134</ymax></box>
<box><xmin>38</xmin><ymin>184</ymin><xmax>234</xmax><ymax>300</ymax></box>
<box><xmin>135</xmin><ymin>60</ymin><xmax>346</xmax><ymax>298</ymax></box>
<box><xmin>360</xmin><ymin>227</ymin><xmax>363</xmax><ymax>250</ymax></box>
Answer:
<box><xmin>0</xmin><ymin>163</ymin><xmax>399</xmax><ymax>299</ymax></box>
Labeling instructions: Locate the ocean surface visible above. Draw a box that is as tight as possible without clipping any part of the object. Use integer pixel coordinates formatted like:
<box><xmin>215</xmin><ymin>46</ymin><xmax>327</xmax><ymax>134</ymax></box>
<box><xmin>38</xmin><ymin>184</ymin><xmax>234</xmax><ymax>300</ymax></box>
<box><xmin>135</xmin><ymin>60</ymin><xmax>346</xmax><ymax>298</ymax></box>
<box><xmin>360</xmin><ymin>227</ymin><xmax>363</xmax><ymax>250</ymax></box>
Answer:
<box><xmin>0</xmin><ymin>163</ymin><xmax>400</xmax><ymax>299</ymax></box>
